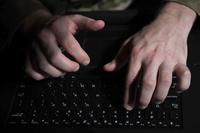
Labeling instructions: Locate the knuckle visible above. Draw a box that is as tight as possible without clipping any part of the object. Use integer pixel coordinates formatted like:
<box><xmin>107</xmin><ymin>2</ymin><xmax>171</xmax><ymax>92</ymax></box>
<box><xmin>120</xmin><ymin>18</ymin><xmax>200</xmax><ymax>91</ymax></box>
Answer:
<box><xmin>66</xmin><ymin>43</ymin><xmax>76</xmax><ymax>52</ymax></box>
<box><xmin>131</xmin><ymin>46</ymin><xmax>141</xmax><ymax>57</ymax></box>
<box><xmin>49</xmin><ymin>51</ymin><xmax>62</xmax><ymax>64</ymax></box>
<box><xmin>143</xmin><ymin>79</ymin><xmax>156</xmax><ymax>90</ymax></box>
<box><xmin>161</xmin><ymin>77</ymin><xmax>171</xmax><ymax>86</ymax></box>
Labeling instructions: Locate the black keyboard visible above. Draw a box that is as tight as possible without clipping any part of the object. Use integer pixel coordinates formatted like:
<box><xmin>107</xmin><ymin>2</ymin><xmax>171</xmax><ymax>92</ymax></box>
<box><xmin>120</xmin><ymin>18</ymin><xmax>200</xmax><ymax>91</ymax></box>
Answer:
<box><xmin>7</xmin><ymin>72</ymin><xmax>183</xmax><ymax>129</ymax></box>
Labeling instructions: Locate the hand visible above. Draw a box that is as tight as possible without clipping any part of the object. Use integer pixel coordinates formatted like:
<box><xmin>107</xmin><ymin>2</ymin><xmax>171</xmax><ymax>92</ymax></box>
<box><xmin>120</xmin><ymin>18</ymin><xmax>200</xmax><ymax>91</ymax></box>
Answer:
<box><xmin>25</xmin><ymin>14</ymin><xmax>105</xmax><ymax>80</ymax></box>
<box><xmin>104</xmin><ymin>2</ymin><xmax>196</xmax><ymax>110</ymax></box>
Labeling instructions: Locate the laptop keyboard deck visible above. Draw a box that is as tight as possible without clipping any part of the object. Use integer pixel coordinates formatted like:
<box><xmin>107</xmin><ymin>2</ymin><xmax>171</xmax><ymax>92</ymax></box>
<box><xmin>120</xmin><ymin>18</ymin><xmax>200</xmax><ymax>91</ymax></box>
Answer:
<box><xmin>7</xmin><ymin>73</ymin><xmax>182</xmax><ymax>128</ymax></box>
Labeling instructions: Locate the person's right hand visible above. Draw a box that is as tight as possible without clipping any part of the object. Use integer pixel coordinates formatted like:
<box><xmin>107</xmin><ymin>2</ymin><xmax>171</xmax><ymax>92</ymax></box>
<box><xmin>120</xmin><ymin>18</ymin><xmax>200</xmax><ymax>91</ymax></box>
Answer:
<box><xmin>25</xmin><ymin>14</ymin><xmax>105</xmax><ymax>80</ymax></box>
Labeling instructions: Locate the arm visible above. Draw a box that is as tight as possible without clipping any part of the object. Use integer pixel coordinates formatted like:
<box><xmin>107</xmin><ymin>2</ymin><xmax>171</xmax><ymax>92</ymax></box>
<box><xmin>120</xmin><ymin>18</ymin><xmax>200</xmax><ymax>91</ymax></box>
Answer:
<box><xmin>167</xmin><ymin>0</ymin><xmax>200</xmax><ymax>15</ymax></box>
<box><xmin>24</xmin><ymin>14</ymin><xmax>105</xmax><ymax>80</ymax></box>
<box><xmin>0</xmin><ymin>0</ymin><xmax>106</xmax><ymax>80</ymax></box>
<box><xmin>0</xmin><ymin>0</ymin><xmax>50</xmax><ymax>52</ymax></box>
<box><xmin>19</xmin><ymin>1</ymin><xmax>106</xmax><ymax>80</ymax></box>
<box><xmin>104</xmin><ymin>2</ymin><xmax>196</xmax><ymax>110</ymax></box>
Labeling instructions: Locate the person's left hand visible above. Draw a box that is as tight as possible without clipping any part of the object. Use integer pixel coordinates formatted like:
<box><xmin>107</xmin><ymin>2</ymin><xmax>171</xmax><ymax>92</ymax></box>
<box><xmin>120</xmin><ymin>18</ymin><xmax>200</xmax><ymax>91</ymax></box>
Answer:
<box><xmin>104</xmin><ymin>2</ymin><xmax>196</xmax><ymax>110</ymax></box>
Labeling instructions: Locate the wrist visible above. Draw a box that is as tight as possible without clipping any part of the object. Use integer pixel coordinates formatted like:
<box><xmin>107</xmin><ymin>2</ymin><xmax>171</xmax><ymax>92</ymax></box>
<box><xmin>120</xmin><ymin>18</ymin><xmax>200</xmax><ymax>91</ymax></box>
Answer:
<box><xmin>21</xmin><ymin>9</ymin><xmax>52</xmax><ymax>34</ymax></box>
<box><xmin>157</xmin><ymin>2</ymin><xmax>196</xmax><ymax>34</ymax></box>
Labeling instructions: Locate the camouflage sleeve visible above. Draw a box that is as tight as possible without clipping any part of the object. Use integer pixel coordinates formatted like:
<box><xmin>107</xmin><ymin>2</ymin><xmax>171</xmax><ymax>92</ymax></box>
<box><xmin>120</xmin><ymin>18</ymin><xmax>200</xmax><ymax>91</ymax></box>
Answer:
<box><xmin>39</xmin><ymin>0</ymin><xmax>133</xmax><ymax>13</ymax></box>
<box><xmin>167</xmin><ymin>0</ymin><xmax>200</xmax><ymax>15</ymax></box>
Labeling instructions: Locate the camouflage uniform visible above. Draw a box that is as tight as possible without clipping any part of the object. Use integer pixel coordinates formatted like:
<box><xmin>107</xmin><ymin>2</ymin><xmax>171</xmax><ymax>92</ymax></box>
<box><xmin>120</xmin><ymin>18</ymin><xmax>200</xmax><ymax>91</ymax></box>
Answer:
<box><xmin>170</xmin><ymin>0</ymin><xmax>200</xmax><ymax>15</ymax></box>
<box><xmin>39</xmin><ymin>0</ymin><xmax>200</xmax><ymax>15</ymax></box>
<box><xmin>39</xmin><ymin>0</ymin><xmax>133</xmax><ymax>13</ymax></box>
<box><xmin>0</xmin><ymin>0</ymin><xmax>199</xmax><ymax>51</ymax></box>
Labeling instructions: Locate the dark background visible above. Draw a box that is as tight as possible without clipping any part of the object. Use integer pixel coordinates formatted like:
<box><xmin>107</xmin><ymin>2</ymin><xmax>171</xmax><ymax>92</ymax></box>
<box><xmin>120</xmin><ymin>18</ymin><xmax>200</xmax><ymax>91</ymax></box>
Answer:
<box><xmin>0</xmin><ymin>3</ymin><xmax>200</xmax><ymax>133</ymax></box>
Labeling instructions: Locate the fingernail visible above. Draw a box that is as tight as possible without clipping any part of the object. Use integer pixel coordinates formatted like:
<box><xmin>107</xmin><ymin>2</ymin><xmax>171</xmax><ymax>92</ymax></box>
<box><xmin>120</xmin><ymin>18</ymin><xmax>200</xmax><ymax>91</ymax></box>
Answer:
<box><xmin>74</xmin><ymin>65</ymin><xmax>80</xmax><ymax>72</ymax></box>
<box><xmin>154</xmin><ymin>101</ymin><xmax>162</xmax><ymax>105</ymax></box>
<box><xmin>106</xmin><ymin>62</ymin><xmax>115</xmax><ymax>69</ymax></box>
<box><xmin>124</xmin><ymin>104</ymin><xmax>133</xmax><ymax>111</ymax></box>
<box><xmin>139</xmin><ymin>105</ymin><xmax>147</xmax><ymax>110</ymax></box>
<box><xmin>105</xmin><ymin>62</ymin><xmax>111</xmax><ymax>66</ymax></box>
<box><xmin>83</xmin><ymin>60</ymin><xmax>90</xmax><ymax>66</ymax></box>
<box><xmin>152</xmin><ymin>98</ymin><xmax>163</xmax><ymax>105</ymax></box>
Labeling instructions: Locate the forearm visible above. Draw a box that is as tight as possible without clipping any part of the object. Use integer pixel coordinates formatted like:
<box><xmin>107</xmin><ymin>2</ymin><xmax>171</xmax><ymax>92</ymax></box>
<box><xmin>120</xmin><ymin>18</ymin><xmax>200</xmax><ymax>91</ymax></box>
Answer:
<box><xmin>167</xmin><ymin>0</ymin><xmax>200</xmax><ymax>15</ymax></box>
<box><xmin>156</xmin><ymin>2</ymin><xmax>196</xmax><ymax>35</ymax></box>
<box><xmin>21</xmin><ymin>9</ymin><xmax>52</xmax><ymax>34</ymax></box>
<box><xmin>0</xmin><ymin>0</ymin><xmax>49</xmax><ymax>51</ymax></box>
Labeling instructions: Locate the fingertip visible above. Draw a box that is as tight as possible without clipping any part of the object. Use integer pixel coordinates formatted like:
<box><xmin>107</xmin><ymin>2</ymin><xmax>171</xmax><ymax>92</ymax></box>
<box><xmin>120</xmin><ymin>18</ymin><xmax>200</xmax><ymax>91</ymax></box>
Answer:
<box><xmin>184</xmin><ymin>69</ymin><xmax>191</xmax><ymax>87</ymax></box>
<box><xmin>104</xmin><ymin>62</ymin><xmax>116</xmax><ymax>72</ymax></box>
<box><xmin>178</xmin><ymin>67</ymin><xmax>191</xmax><ymax>91</ymax></box>
<box><xmin>151</xmin><ymin>97</ymin><xmax>164</xmax><ymax>105</ymax></box>
<box><xmin>123</xmin><ymin>104</ymin><xmax>134</xmax><ymax>111</ymax></box>
<box><xmin>139</xmin><ymin>105</ymin><xmax>147</xmax><ymax>110</ymax></box>
<box><xmin>91</xmin><ymin>20</ymin><xmax>105</xmax><ymax>31</ymax></box>
<box><xmin>96</xmin><ymin>20</ymin><xmax>105</xmax><ymax>28</ymax></box>
<box><xmin>27</xmin><ymin>71</ymin><xmax>46</xmax><ymax>81</ymax></box>
<box><xmin>33</xmin><ymin>75</ymin><xmax>45</xmax><ymax>81</ymax></box>
<box><xmin>184</xmin><ymin>69</ymin><xmax>191</xmax><ymax>80</ymax></box>
<box><xmin>73</xmin><ymin>65</ymin><xmax>80</xmax><ymax>72</ymax></box>
<box><xmin>69</xmin><ymin>61</ymin><xmax>80</xmax><ymax>72</ymax></box>
<box><xmin>82</xmin><ymin>59</ymin><xmax>90</xmax><ymax>66</ymax></box>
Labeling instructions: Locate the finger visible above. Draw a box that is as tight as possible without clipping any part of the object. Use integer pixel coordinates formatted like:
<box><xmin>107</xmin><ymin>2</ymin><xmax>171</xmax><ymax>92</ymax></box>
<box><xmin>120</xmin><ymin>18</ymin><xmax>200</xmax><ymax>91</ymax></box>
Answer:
<box><xmin>139</xmin><ymin>59</ymin><xmax>161</xmax><ymax>109</ymax></box>
<box><xmin>104</xmin><ymin>44</ymin><xmax>129</xmax><ymax>72</ymax></box>
<box><xmin>37</xmin><ymin>29</ymin><xmax>80</xmax><ymax>72</ymax></box>
<box><xmin>58</xmin><ymin>33</ymin><xmax>90</xmax><ymax>66</ymax></box>
<box><xmin>174</xmin><ymin>63</ymin><xmax>191</xmax><ymax>92</ymax></box>
<box><xmin>123</xmin><ymin>53</ymin><xmax>142</xmax><ymax>111</ymax></box>
<box><xmin>152</xmin><ymin>62</ymin><xmax>173</xmax><ymax>104</ymax></box>
<box><xmin>70</xmin><ymin>15</ymin><xmax>105</xmax><ymax>31</ymax></box>
<box><xmin>25</xmin><ymin>54</ymin><xmax>46</xmax><ymax>80</ymax></box>
<box><xmin>33</xmin><ymin>42</ymin><xmax>65</xmax><ymax>78</ymax></box>
<box><xmin>104</xmin><ymin>36</ymin><xmax>133</xmax><ymax>72</ymax></box>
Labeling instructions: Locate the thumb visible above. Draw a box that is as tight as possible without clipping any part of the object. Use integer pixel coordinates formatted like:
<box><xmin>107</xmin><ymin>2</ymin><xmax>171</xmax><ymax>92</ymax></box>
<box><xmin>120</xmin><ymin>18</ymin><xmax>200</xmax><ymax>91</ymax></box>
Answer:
<box><xmin>104</xmin><ymin>44</ymin><xmax>130</xmax><ymax>72</ymax></box>
<box><xmin>70</xmin><ymin>15</ymin><xmax>105</xmax><ymax>31</ymax></box>
<box><xmin>104</xmin><ymin>36</ymin><xmax>133</xmax><ymax>72</ymax></box>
